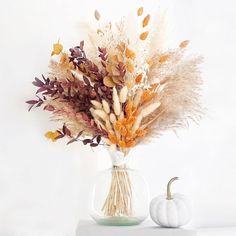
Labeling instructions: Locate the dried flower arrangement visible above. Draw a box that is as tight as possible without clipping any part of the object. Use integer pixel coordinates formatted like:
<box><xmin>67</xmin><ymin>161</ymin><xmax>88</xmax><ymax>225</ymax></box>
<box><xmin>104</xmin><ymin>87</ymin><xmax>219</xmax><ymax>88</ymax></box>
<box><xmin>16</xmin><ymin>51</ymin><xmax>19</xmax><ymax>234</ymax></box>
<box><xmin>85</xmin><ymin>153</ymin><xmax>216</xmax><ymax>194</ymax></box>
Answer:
<box><xmin>27</xmin><ymin>7</ymin><xmax>202</xmax><ymax>222</ymax></box>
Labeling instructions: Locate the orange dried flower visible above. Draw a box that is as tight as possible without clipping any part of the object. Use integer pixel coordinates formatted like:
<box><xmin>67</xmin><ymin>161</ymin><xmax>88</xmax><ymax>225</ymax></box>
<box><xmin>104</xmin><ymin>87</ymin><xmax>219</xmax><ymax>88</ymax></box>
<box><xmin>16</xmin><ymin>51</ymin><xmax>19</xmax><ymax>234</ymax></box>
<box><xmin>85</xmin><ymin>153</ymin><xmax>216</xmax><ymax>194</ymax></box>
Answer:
<box><xmin>141</xmin><ymin>90</ymin><xmax>155</xmax><ymax>103</ymax></box>
<box><xmin>159</xmin><ymin>54</ymin><xmax>170</xmax><ymax>63</ymax></box>
<box><xmin>114</xmin><ymin>120</ymin><xmax>122</xmax><ymax>131</ymax></box>
<box><xmin>120</xmin><ymin>126</ymin><xmax>127</xmax><ymax>136</ymax></box>
<box><xmin>125</xmin><ymin>100</ymin><xmax>133</xmax><ymax>116</ymax></box>
<box><xmin>147</xmin><ymin>59</ymin><xmax>153</xmax><ymax>66</ymax></box>
<box><xmin>135</xmin><ymin>74</ymin><xmax>142</xmax><ymax>83</ymax></box>
<box><xmin>142</xmin><ymin>14</ymin><xmax>150</xmax><ymax>27</ymax></box>
<box><xmin>118</xmin><ymin>140</ymin><xmax>126</xmax><ymax>148</ymax></box>
<box><xmin>126</xmin><ymin>140</ymin><xmax>136</xmax><ymax>148</ymax></box>
<box><xmin>150</xmin><ymin>83</ymin><xmax>158</xmax><ymax>91</ymax></box>
<box><xmin>125</xmin><ymin>131</ymin><xmax>133</xmax><ymax>141</ymax></box>
<box><xmin>137</xmin><ymin>7</ymin><xmax>143</xmax><ymax>16</ymax></box>
<box><xmin>140</xmin><ymin>31</ymin><xmax>149</xmax><ymax>40</ymax></box>
<box><xmin>179</xmin><ymin>40</ymin><xmax>190</xmax><ymax>48</ymax></box>
<box><xmin>125</xmin><ymin>48</ymin><xmax>136</xmax><ymax>60</ymax></box>
<box><xmin>136</xmin><ymin>128</ymin><xmax>148</xmax><ymax>137</ymax></box>
<box><xmin>125</xmin><ymin>117</ymin><xmax>136</xmax><ymax>126</ymax></box>
<box><xmin>108</xmin><ymin>133</ymin><xmax>118</xmax><ymax>144</ymax></box>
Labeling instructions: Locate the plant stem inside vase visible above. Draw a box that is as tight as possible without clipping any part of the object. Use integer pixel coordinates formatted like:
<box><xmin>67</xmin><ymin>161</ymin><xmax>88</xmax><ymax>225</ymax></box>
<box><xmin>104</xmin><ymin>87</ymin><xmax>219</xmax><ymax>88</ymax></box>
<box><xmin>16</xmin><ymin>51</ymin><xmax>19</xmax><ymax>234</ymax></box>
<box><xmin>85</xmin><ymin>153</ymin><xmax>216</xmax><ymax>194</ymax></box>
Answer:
<box><xmin>102</xmin><ymin>165</ymin><xmax>133</xmax><ymax>218</ymax></box>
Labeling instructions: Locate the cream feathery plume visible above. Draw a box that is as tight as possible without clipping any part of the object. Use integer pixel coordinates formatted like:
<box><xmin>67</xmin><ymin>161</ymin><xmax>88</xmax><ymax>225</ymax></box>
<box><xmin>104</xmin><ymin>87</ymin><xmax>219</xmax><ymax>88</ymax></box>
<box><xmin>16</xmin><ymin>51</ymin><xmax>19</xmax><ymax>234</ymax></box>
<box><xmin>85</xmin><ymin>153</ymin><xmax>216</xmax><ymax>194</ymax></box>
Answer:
<box><xmin>132</xmin><ymin>102</ymin><xmax>161</xmax><ymax>132</ymax></box>
<box><xmin>110</xmin><ymin>113</ymin><xmax>116</xmax><ymax>124</ymax></box>
<box><xmin>133</xmin><ymin>89</ymin><xmax>143</xmax><ymax>107</ymax></box>
<box><xmin>119</xmin><ymin>86</ymin><xmax>128</xmax><ymax>103</ymax></box>
<box><xmin>93</xmin><ymin>109</ymin><xmax>108</xmax><ymax>121</ymax></box>
<box><xmin>91</xmin><ymin>100</ymin><xmax>102</xmax><ymax>109</ymax></box>
<box><xmin>102</xmin><ymin>99</ymin><xmax>110</xmax><ymax>114</ymax></box>
<box><xmin>113</xmin><ymin>87</ymin><xmax>121</xmax><ymax>116</ymax></box>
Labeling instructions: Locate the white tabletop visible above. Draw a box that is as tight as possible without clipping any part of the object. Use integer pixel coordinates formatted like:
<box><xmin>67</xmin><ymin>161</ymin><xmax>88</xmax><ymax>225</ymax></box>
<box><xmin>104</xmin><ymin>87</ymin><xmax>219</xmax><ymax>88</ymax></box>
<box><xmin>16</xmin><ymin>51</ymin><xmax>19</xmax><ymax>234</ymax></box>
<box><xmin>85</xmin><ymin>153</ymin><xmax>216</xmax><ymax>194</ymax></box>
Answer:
<box><xmin>76</xmin><ymin>220</ymin><xmax>197</xmax><ymax>236</ymax></box>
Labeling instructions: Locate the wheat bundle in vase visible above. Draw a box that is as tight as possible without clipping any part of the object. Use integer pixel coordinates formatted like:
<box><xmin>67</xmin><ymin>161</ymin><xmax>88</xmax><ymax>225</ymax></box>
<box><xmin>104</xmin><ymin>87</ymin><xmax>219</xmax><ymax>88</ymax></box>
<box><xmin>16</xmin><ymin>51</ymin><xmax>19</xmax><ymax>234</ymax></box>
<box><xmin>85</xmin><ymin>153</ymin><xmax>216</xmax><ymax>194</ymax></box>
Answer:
<box><xmin>27</xmin><ymin>7</ymin><xmax>202</xmax><ymax>220</ymax></box>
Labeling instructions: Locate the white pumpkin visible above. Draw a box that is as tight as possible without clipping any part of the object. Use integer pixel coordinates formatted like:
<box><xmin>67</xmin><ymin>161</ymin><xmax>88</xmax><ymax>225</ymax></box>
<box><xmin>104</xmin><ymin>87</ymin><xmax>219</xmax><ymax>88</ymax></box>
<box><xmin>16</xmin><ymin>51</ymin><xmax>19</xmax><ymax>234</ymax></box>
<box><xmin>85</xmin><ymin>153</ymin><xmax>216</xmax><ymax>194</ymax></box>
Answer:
<box><xmin>150</xmin><ymin>177</ymin><xmax>191</xmax><ymax>228</ymax></box>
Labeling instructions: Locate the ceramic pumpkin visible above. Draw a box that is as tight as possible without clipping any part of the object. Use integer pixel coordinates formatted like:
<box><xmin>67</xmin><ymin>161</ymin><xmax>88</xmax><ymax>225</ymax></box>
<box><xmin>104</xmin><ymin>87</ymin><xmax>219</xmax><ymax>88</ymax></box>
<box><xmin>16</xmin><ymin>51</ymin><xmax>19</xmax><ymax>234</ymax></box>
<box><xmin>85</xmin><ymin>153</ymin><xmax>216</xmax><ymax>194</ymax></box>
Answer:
<box><xmin>150</xmin><ymin>177</ymin><xmax>191</xmax><ymax>228</ymax></box>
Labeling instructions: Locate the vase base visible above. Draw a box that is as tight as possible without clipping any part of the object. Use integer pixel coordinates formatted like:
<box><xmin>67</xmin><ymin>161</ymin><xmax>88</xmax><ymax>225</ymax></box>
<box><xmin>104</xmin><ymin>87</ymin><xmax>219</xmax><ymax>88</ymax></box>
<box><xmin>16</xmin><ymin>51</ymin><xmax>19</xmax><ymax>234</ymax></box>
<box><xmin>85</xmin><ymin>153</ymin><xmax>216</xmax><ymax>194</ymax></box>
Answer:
<box><xmin>94</xmin><ymin>216</ymin><xmax>143</xmax><ymax>226</ymax></box>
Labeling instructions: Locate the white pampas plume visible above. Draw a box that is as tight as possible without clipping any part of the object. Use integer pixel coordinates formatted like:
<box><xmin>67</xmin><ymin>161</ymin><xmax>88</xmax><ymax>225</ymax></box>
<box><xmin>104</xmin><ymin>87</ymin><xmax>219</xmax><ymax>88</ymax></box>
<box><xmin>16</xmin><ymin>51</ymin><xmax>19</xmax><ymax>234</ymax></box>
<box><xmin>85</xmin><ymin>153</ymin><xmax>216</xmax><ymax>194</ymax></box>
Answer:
<box><xmin>133</xmin><ymin>90</ymin><xmax>143</xmax><ymax>107</ymax></box>
<box><xmin>132</xmin><ymin>102</ymin><xmax>161</xmax><ymax>132</ymax></box>
<box><xmin>91</xmin><ymin>100</ymin><xmax>102</xmax><ymax>109</ymax></box>
<box><xmin>119</xmin><ymin>86</ymin><xmax>128</xmax><ymax>103</ymax></box>
<box><xmin>113</xmin><ymin>87</ymin><xmax>121</xmax><ymax>116</ymax></box>
<box><xmin>102</xmin><ymin>99</ymin><xmax>110</xmax><ymax>114</ymax></box>
<box><xmin>110</xmin><ymin>113</ymin><xmax>116</xmax><ymax>124</ymax></box>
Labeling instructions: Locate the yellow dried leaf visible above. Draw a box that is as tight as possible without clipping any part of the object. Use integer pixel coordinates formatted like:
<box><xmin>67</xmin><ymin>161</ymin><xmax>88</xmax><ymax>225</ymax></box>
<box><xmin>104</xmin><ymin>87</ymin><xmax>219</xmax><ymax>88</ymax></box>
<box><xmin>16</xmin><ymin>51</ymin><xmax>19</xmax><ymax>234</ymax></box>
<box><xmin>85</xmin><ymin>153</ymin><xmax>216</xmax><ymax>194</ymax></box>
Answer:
<box><xmin>51</xmin><ymin>42</ymin><xmax>63</xmax><ymax>56</ymax></box>
<box><xmin>137</xmin><ymin>7</ymin><xmax>143</xmax><ymax>16</ymax></box>
<box><xmin>142</xmin><ymin>14</ymin><xmax>150</xmax><ymax>27</ymax></box>
<box><xmin>111</xmin><ymin>55</ymin><xmax>118</xmax><ymax>63</ymax></box>
<box><xmin>126</xmin><ymin>61</ymin><xmax>134</xmax><ymax>73</ymax></box>
<box><xmin>103</xmin><ymin>76</ymin><xmax>115</xmax><ymax>87</ymax></box>
<box><xmin>125</xmin><ymin>48</ymin><xmax>136</xmax><ymax>60</ymax></box>
<box><xmin>111</xmin><ymin>65</ymin><xmax>120</xmax><ymax>76</ymax></box>
<box><xmin>179</xmin><ymin>40</ymin><xmax>190</xmax><ymax>48</ymax></box>
<box><xmin>139</xmin><ymin>31</ymin><xmax>149</xmax><ymax>40</ymax></box>
<box><xmin>94</xmin><ymin>10</ymin><xmax>101</xmax><ymax>21</ymax></box>
<box><xmin>117</xmin><ymin>42</ymin><xmax>126</xmax><ymax>53</ymax></box>
<box><xmin>45</xmin><ymin>131</ymin><xmax>60</xmax><ymax>142</ymax></box>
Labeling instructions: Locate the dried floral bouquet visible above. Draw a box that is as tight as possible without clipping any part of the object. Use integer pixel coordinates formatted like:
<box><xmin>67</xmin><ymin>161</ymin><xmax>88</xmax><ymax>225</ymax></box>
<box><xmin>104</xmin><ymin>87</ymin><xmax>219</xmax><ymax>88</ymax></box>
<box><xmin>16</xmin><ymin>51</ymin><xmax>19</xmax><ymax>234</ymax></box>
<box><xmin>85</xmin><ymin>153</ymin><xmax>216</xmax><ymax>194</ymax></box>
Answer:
<box><xmin>27</xmin><ymin>7</ymin><xmax>202</xmax><ymax>222</ymax></box>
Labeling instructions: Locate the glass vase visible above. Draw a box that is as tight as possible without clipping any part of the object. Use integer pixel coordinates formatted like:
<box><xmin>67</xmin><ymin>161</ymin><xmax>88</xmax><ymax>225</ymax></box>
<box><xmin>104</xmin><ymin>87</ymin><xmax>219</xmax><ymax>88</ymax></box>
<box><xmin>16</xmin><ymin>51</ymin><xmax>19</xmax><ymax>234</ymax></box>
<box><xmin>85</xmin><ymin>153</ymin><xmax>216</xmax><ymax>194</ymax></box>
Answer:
<box><xmin>89</xmin><ymin>149</ymin><xmax>149</xmax><ymax>226</ymax></box>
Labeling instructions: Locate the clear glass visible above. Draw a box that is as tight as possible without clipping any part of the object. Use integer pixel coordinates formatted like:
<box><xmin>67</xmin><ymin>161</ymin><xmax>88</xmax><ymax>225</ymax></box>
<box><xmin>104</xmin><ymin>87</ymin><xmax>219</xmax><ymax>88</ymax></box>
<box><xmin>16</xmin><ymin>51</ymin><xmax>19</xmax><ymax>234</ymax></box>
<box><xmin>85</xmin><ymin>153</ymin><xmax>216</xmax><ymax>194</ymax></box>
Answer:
<box><xmin>89</xmin><ymin>151</ymin><xmax>149</xmax><ymax>226</ymax></box>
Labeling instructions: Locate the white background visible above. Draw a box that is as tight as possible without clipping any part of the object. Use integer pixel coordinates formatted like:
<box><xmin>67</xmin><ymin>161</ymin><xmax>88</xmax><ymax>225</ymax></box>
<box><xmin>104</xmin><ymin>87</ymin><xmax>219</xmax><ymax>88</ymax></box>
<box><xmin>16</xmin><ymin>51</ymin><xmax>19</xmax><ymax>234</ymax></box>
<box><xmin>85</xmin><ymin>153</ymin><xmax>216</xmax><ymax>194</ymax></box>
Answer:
<box><xmin>1</xmin><ymin>0</ymin><xmax>236</xmax><ymax>235</ymax></box>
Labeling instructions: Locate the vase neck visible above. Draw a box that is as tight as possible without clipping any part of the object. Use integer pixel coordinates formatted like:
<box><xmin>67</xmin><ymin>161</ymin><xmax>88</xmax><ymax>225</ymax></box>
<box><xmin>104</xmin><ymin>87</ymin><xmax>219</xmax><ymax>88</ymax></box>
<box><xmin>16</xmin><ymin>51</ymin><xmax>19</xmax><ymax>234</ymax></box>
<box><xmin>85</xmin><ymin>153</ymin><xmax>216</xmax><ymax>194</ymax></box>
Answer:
<box><xmin>107</xmin><ymin>149</ymin><xmax>130</xmax><ymax>167</ymax></box>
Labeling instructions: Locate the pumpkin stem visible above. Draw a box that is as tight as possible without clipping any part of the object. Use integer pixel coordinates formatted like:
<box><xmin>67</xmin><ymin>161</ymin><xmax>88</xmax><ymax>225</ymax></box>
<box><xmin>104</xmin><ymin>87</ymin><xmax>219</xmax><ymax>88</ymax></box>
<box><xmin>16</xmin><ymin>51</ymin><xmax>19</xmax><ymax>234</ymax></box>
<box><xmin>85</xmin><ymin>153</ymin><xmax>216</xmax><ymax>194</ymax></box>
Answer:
<box><xmin>166</xmin><ymin>177</ymin><xmax>179</xmax><ymax>200</ymax></box>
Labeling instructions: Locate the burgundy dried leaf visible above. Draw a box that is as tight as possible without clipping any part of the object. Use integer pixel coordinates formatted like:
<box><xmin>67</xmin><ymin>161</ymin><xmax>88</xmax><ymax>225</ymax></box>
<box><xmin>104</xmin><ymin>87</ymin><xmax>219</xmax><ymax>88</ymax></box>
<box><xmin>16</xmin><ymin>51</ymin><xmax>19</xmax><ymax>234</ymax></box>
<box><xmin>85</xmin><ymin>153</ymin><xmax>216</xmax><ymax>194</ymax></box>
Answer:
<box><xmin>83</xmin><ymin>139</ymin><xmax>93</xmax><ymax>145</ymax></box>
<box><xmin>90</xmin><ymin>143</ymin><xmax>98</xmax><ymax>147</ymax></box>
<box><xmin>36</xmin><ymin>101</ymin><xmax>43</xmax><ymax>107</ymax></box>
<box><xmin>28</xmin><ymin>104</ymin><xmax>34</xmax><ymax>111</ymax></box>
<box><xmin>62</xmin><ymin>124</ymin><xmax>71</xmax><ymax>136</ymax></box>
<box><xmin>32</xmin><ymin>77</ymin><xmax>44</xmax><ymax>87</ymax></box>
<box><xmin>42</xmin><ymin>74</ymin><xmax>47</xmax><ymax>83</ymax></box>
<box><xmin>26</xmin><ymin>100</ymin><xmax>38</xmax><ymax>104</ymax></box>
<box><xmin>83</xmin><ymin>76</ymin><xmax>90</xmax><ymax>86</ymax></box>
<box><xmin>76</xmin><ymin>130</ymin><xmax>84</xmax><ymax>139</ymax></box>
<box><xmin>96</xmin><ymin>135</ymin><xmax>101</xmax><ymax>144</ymax></box>
<box><xmin>56</xmin><ymin>130</ymin><xmax>63</xmax><ymax>135</ymax></box>
<box><xmin>67</xmin><ymin>138</ymin><xmax>77</xmax><ymax>145</ymax></box>
<box><xmin>36</xmin><ymin>87</ymin><xmax>47</xmax><ymax>94</ymax></box>
<box><xmin>43</xmin><ymin>105</ymin><xmax>55</xmax><ymax>111</ymax></box>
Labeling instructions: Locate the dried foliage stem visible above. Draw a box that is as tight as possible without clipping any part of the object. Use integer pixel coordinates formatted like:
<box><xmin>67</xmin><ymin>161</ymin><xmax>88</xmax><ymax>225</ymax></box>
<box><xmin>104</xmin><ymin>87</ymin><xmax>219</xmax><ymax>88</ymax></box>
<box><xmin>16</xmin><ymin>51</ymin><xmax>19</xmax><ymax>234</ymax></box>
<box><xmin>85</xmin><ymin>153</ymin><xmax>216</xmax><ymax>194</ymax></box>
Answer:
<box><xmin>102</xmin><ymin>165</ymin><xmax>133</xmax><ymax>217</ymax></box>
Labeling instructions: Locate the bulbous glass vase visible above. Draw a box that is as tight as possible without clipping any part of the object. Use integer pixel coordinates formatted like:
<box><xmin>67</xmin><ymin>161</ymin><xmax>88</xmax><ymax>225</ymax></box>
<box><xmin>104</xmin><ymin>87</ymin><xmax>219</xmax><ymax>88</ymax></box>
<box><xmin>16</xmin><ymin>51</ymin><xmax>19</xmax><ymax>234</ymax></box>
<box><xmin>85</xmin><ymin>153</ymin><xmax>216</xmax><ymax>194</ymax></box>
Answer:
<box><xmin>89</xmin><ymin>150</ymin><xmax>149</xmax><ymax>226</ymax></box>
